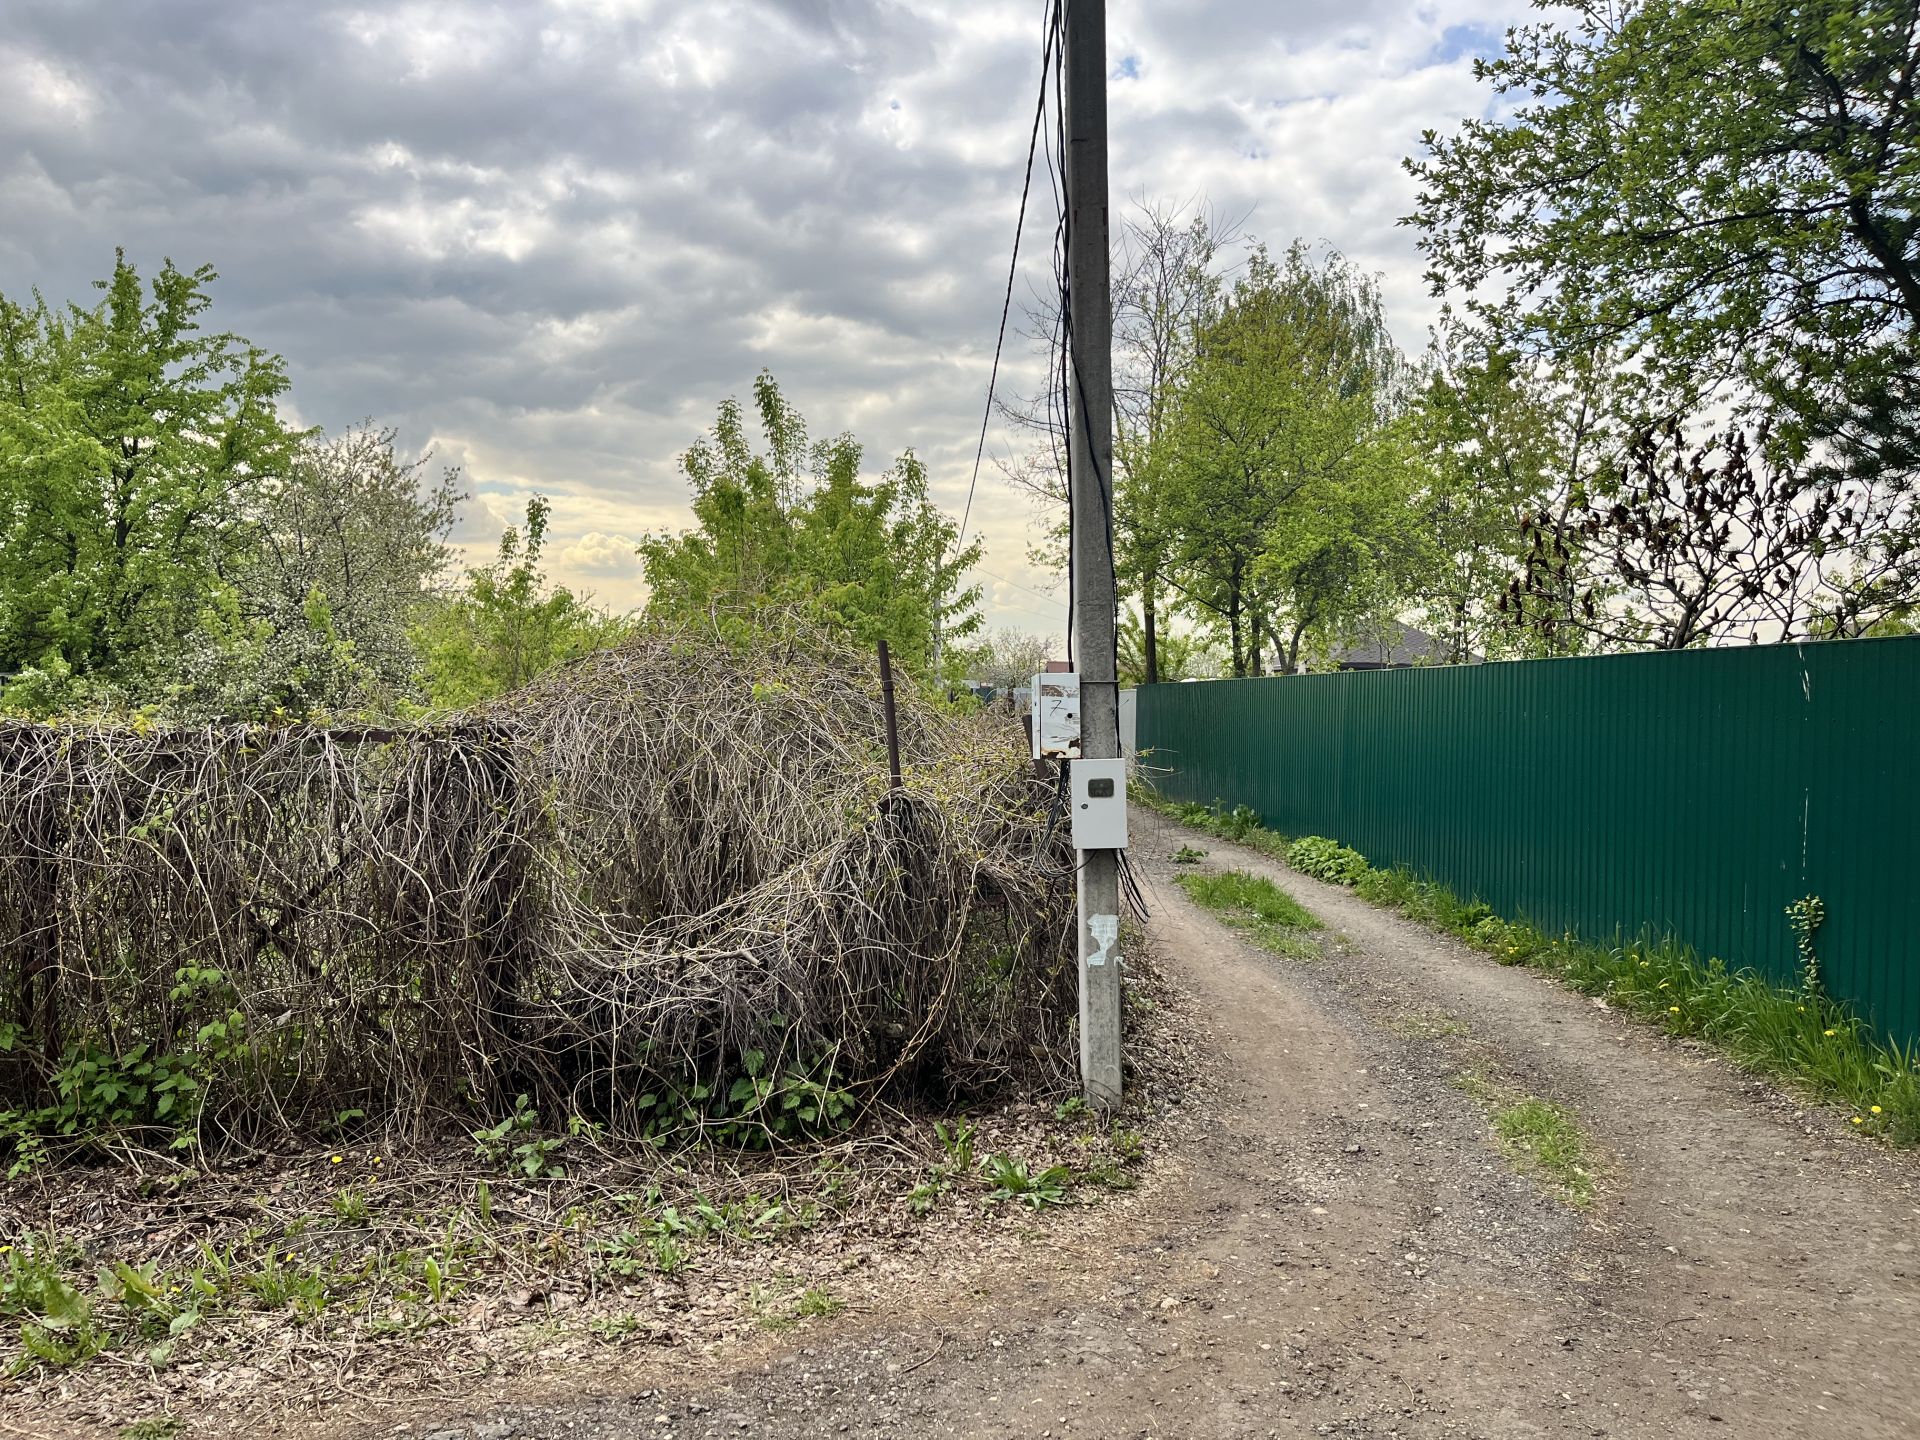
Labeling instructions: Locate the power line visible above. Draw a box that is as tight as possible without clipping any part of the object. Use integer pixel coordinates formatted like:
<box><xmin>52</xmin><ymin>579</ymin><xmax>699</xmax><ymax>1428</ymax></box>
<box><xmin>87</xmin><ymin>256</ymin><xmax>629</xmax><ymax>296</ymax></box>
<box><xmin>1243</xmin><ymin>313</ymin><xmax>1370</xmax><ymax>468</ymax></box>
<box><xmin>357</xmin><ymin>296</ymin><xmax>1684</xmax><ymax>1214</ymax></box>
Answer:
<box><xmin>977</xmin><ymin>564</ymin><xmax>1067</xmax><ymax>609</ymax></box>
<box><xmin>952</xmin><ymin>0</ymin><xmax>1061</xmax><ymax>557</ymax></box>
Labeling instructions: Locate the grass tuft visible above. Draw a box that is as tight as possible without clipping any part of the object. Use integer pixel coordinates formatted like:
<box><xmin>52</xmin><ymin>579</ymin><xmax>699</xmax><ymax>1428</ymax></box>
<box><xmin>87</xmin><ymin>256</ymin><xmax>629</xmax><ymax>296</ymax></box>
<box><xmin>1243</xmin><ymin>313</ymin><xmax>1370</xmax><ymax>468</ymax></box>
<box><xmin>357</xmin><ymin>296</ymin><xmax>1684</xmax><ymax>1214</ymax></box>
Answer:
<box><xmin>1176</xmin><ymin>868</ymin><xmax>1322</xmax><ymax>960</ymax></box>
<box><xmin>1451</xmin><ymin>1071</ymin><xmax>1596</xmax><ymax>1206</ymax></box>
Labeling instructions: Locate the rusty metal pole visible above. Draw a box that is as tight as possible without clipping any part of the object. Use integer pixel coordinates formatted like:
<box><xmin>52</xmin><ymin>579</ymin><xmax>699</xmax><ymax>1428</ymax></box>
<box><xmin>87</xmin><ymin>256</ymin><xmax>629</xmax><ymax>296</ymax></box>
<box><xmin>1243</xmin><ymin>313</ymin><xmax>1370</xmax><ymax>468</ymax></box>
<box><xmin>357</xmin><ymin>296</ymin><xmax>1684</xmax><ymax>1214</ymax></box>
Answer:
<box><xmin>877</xmin><ymin>639</ymin><xmax>903</xmax><ymax>791</ymax></box>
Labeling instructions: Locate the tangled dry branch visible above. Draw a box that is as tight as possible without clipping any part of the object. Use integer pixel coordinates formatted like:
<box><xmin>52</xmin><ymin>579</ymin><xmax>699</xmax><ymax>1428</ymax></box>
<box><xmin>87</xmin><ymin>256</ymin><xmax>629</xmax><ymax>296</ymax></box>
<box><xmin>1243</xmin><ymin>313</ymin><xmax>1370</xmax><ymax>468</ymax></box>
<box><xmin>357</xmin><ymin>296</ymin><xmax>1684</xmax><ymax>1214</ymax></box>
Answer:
<box><xmin>0</xmin><ymin>624</ymin><xmax>1079</xmax><ymax>1149</ymax></box>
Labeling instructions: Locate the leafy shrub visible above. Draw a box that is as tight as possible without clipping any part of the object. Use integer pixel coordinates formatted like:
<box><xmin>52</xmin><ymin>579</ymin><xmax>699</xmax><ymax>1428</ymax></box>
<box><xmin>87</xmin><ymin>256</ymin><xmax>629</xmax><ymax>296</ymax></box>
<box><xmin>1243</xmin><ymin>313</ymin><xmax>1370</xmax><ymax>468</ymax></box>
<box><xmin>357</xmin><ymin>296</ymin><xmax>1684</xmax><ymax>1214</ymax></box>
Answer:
<box><xmin>1284</xmin><ymin>835</ymin><xmax>1369</xmax><ymax>885</ymax></box>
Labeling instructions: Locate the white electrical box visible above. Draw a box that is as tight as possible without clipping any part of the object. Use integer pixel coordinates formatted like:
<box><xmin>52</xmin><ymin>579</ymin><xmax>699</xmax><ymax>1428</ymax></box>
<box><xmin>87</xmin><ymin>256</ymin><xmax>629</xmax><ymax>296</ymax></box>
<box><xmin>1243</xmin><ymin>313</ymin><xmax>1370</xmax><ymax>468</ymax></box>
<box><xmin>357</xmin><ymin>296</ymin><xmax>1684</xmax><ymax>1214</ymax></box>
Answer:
<box><xmin>1031</xmin><ymin>672</ymin><xmax>1081</xmax><ymax>760</ymax></box>
<box><xmin>1070</xmin><ymin>756</ymin><xmax>1128</xmax><ymax>850</ymax></box>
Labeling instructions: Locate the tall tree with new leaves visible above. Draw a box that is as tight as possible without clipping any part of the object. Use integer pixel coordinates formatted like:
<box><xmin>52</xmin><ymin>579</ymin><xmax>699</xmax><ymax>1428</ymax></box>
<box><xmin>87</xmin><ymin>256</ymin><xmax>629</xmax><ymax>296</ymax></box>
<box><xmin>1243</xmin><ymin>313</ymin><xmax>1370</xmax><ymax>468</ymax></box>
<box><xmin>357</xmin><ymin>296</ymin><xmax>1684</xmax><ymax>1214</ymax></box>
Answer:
<box><xmin>1161</xmin><ymin>243</ymin><xmax>1409</xmax><ymax>675</ymax></box>
<box><xmin>1408</xmin><ymin>0</ymin><xmax>1920</xmax><ymax>472</ymax></box>
<box><xmin>0</xmin><ymin>253</ymin><xmax>299</xmax><ymax>710</ymax></box>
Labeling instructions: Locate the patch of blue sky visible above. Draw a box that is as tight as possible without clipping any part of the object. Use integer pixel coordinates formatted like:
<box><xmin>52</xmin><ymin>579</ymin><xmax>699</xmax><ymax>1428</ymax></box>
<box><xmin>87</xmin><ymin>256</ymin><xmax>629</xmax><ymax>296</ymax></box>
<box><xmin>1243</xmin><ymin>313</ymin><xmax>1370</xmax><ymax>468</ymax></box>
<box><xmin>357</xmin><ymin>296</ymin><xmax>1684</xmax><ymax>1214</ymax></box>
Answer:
<box><xmin>1426</xmin><ymin>23</ymin><xmax>1503</xmax><ymax>66</ymax></box>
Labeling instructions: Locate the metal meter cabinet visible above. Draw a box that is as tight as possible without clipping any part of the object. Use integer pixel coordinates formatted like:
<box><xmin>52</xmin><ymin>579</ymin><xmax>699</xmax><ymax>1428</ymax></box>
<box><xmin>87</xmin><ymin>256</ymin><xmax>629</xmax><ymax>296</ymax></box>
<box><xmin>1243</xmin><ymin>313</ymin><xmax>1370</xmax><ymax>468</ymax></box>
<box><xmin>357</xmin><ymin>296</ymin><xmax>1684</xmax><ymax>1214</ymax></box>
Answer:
<box><xmin>1031</xmin><ymin>671</ymin><xmax>1081</xmax><ymax>760</ymax></box>
<box><xmin>1069</xmin><ymin>756</ymin><xmax>1128</xmax><ymax>850</ymax></box>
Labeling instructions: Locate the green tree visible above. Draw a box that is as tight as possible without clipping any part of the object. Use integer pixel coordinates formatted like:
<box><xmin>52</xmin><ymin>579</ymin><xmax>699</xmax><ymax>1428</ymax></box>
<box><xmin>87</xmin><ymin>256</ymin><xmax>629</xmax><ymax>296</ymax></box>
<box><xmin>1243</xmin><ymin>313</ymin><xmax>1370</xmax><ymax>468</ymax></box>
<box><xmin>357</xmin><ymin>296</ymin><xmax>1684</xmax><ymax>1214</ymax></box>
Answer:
<box><xmin>1407</xmin><ymin>0</ymin><xmax>1920</xmax><ymax>468</ymax></box>
<box><xmin>1161</xmin><ymin>243</ymin><xmax>1408</xmax><ymax>675</ymax></box>
<box><xmin>413</xmin><ymin>496</ymin><xmax>626</xmax><ymax>708</ymax></box>
<box><xmin>1407</xmin><ymin>321</ymin><xmax>1625</xmax><ymax>661</ymax></box>
<box><xmin>640</xmin><ymin>373</ymin><xmax>983</xmax><ymax>679</ymax></box>
<box><xmin>164</xmin><ymin>425</ymin><xmax>465</xmax><ymax>720</ymax></box>
<box><xmin>1113</xmin><ymin>204</ymin><xmax>1234</xmax><ymax>684</ymax></box>
<box><xmin>999</xmin><ymin>201</ymin><xmax>1236</xmax><ymax>682</ymax></box>
<box><xmin>1256</xmin><ymin>425</ymin><xmax>1426</xmax><ymax>674</ymax></box>
<box><xmin>0</xmin><ymin>252</ymin><xmax>299</xmax><ymax>712</ymax></box>
<box><xmin>1116</xmin><ymin>610</ymin><xmax>1220</xmax><ymax>685</ymax></box>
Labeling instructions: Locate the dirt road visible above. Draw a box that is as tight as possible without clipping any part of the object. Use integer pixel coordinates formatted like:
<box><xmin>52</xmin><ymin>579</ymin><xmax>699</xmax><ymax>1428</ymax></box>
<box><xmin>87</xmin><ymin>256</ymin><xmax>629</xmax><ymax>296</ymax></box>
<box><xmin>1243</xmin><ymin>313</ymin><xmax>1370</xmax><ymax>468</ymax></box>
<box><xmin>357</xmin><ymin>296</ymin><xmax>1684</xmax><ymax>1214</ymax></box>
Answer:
<box><xmin>463</xmin><ymin>807</ymin><xmax>1920</xmax><ymax>1439</ymax></box>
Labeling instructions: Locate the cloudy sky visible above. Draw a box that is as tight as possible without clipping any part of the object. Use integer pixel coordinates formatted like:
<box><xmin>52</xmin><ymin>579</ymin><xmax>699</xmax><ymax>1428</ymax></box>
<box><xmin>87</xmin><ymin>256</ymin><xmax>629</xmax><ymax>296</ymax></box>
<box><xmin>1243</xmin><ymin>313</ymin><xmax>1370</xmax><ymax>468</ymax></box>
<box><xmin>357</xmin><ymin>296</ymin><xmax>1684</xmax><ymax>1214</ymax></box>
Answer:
<box><xmin>0</xmin><ymin>0</ymin><xmax>1527</xmax><ymax>638</ymax></box>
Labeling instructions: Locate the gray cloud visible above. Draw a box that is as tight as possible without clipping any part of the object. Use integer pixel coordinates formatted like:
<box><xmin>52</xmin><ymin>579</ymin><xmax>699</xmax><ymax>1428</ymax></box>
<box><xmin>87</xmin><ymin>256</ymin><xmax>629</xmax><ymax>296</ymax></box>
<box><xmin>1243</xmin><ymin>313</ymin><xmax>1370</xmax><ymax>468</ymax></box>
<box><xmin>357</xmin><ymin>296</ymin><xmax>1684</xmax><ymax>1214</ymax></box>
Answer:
<box><xmin>0</xmin><ymin>0</ymin><xmax>1526</xmax><ymax>628</ymax></box>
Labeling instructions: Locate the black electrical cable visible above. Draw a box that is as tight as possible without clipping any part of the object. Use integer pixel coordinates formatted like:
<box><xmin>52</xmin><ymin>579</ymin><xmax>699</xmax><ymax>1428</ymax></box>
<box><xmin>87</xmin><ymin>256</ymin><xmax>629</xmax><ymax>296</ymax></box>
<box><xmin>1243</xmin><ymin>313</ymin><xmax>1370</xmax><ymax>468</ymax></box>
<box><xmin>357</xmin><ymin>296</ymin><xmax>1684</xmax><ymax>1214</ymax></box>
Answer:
<box><xmin>952</xmin><ymin>0</ymin><xmax>1062</xmax><ymax>563</ymax></box>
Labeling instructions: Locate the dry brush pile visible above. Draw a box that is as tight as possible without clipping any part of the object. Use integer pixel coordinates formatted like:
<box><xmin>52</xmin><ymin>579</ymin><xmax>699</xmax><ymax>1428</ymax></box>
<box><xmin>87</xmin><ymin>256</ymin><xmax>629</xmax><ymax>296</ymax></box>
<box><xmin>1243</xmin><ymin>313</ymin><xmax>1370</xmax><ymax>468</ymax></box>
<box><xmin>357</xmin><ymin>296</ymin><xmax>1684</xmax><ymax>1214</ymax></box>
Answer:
<box><xmin>0</xmin><ymin>624</ymin><xmax>1080</xmax><ymax>1159</ymax></box>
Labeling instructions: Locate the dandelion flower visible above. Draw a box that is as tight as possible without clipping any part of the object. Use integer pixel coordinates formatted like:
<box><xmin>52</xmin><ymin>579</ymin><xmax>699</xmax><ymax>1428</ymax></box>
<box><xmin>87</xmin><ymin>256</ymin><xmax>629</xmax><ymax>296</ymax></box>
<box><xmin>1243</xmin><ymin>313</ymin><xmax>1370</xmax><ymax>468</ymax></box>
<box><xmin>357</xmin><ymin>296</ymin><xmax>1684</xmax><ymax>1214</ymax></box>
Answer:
<box><xmin>1824</xmin><ymin>1029</ymin><xmax>1837</xmax><ymax>1038</ymax></box>
<box><xmin>1871</xmin><ymin>1105</ymin><xmax>1883</xmax><ymax>1115</ymax></box>
<box><xmin>1851</xmin><ymin>1116</ymin><xmax>1864</xmax><ymax>1125</ymax></box>
<box><xmin>330</xmin><ymin>1154</ymin><xmax>344</xmax><ymax>1164</ymax></box>
<box><xmin>1668</xmin><ymin>1006</ymin><xmax>1680</xmax><ymax>1014</ymax></box>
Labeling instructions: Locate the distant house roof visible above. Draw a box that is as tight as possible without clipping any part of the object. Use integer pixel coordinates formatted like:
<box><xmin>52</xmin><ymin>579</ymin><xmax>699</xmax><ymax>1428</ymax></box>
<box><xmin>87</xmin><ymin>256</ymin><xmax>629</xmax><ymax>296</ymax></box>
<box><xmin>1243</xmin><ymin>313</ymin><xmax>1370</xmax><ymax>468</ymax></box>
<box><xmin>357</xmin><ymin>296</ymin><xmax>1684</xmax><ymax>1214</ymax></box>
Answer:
<box><xmin>1330</xmin><ymin>621</ymin><xmax>1478</xmax><ymax>670</ymax></box>
<box><xmin>1043</xmin><ymin>659</ymin><xmax>1074</xmax><ymax>674</ymax></box>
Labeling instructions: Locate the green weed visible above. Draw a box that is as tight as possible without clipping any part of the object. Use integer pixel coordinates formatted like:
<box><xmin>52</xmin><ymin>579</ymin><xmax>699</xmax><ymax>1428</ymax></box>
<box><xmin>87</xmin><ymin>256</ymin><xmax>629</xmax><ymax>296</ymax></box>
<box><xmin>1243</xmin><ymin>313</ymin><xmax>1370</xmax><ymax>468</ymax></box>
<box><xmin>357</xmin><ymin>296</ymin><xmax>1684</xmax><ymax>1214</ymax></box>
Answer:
<box><xmin>1285</xmin><ymin>835</ymin><xmax>1369</xmax><ymax>885</ymax></box>
<box><xmin>980</xmin><ymin>1154</ymin><xmax>1072</xmax><ymax>1209</ymax></box>
<box><xmin>1177</xmin><ymin>869</ymin><xmax>1322</xmax><ymax>959</ymax></box>
<box><xmin>1452</xmin><ymin>1073</ymin><xmax>1597</xmax><ymax>1207</ymax></box>
<box><xmin>1388</xmin><ymin>1010</ymin><xmax>1470</xmax><ymax>1040</ymax></box>
<box><xmin>471</xmin><ymin>1094</ymin><xmax>567</xmax><ymax>1179</ymax></box>
<box><xmin>933</xmin><ymin>1117</ymin><xmax>977</xmax><ymax>1173</ymax></box>
<box><xmin>794</xmin><ymin>1286</ymin><xmax>843</xmax><ymax>1319</ymax></box>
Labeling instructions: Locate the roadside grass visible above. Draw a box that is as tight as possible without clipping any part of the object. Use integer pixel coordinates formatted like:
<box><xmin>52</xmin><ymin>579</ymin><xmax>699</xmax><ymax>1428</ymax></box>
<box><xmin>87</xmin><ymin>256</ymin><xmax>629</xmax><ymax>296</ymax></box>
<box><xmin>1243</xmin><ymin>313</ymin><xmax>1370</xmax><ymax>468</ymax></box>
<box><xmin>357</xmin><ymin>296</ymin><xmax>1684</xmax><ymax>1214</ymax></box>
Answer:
<box><xmin>1176</xmin><ymin>868</ymin><xmax>1323</xmax><ymax>960</ymax></box>
<box><xmin>1137</xmin><ymin>788</ymin><xmax>1293</xmax><ymax>862</ymax></box>
<box><xmin>1454</xmin><ymin>1071</ymin><xmax>1597</xmax><ymax>1207</ymax></box>
<box><xmin>1146</xmin><ymin>793</ymin><xmax>1920</xmax><ymax>1148</ymax></box>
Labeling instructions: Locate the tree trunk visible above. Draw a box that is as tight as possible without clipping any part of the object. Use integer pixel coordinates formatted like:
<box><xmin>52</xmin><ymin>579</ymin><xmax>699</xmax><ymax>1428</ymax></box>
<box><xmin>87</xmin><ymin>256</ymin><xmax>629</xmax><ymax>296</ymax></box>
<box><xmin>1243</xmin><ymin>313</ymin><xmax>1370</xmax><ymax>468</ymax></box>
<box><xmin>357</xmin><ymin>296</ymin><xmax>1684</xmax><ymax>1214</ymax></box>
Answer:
<box><xmin>1143</xmin><ymin>571</ymin><xmax>1160</xmax><ymax>684</ymax></box>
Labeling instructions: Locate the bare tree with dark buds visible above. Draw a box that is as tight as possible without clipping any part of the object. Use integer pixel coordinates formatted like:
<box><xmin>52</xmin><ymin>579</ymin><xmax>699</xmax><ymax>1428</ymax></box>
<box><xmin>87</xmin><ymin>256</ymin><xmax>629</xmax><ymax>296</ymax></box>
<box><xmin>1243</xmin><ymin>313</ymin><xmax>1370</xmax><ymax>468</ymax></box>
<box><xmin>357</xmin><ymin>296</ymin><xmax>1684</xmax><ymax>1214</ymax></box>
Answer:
<box><xmin>1502</xmin><ymin>422</ymin><xmax>1918</xmax><ymax>650</ymax></box>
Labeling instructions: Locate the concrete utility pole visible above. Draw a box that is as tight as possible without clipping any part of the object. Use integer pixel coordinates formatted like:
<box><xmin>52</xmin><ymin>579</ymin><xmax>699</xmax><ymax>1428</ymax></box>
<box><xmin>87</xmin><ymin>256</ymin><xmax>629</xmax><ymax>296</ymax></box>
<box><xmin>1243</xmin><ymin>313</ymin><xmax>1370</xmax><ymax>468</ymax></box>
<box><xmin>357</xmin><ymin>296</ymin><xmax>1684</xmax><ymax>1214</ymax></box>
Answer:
<box><xmin>1064</xmin><ymin>0</ymin><xmax>1123</xmax><ymax>1111</ymax></box>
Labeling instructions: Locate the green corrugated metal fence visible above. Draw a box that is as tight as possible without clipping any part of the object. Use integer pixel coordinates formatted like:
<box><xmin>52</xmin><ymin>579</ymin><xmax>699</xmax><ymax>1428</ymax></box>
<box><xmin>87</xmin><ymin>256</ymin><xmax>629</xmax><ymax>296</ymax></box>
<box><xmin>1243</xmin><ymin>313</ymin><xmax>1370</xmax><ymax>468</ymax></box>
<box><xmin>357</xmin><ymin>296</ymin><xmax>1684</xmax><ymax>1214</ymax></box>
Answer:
<box><xmin>1136</xmin><ymin>636</ymin><xmax>1920</xmax><ymax>1044</ymax></box>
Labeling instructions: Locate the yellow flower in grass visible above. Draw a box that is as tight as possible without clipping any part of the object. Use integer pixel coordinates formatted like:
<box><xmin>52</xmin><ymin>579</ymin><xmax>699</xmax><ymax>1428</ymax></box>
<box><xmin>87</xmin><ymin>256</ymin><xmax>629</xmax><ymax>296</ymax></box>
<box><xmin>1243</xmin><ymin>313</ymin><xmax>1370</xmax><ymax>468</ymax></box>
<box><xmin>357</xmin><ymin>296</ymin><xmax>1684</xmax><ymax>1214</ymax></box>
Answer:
<box><xmin>1824</xmin><ymin>1029</ymin><xmax>1838</xmax><ymax>1038</ymax></box>
<box><xmin>1851</xmin><ymin>1116</ymin><xmax>1864</xmax><ymax>1125</ymax></box>
<box><xmin>1871</xmin><ymin>1105</ymin><xmax>1883</xmax><ymax>1115</ymax></box>
<box><xmin>330</xmin><ymin>1154</ymin><xmax>344</xmax><ymax>1164</ymax></box>
<box><xmin>1668</xmin><ymin>1006</ymin><xmax>1681</xmax><ymax>1014</ymax></box>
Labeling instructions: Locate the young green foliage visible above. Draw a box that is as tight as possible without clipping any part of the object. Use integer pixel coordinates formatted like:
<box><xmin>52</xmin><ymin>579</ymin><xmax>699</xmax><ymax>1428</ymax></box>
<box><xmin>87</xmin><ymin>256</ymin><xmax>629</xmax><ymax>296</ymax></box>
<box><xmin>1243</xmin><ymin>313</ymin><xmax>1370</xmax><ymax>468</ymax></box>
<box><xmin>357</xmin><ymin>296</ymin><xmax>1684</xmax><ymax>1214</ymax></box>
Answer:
<box><xmin>0</xmin><ymin>253</ymin><xmax>300</xmax><ymax>713</ymax></box>
<box><xmin>639</xmin><ymin>372</ymin><xmax>982</xmax><ymax>682</ymax></box>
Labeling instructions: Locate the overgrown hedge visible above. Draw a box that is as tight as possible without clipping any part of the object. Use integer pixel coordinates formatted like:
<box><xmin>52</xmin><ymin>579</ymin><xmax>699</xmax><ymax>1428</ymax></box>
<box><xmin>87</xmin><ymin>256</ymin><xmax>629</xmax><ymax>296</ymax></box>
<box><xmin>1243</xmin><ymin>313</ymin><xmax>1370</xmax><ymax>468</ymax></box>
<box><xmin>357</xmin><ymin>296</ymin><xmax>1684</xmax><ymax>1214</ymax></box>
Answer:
<box><xmin>0</xmin><ymin>626</ymin><xmax>1078</xmax><ymax>1167</ymax></box>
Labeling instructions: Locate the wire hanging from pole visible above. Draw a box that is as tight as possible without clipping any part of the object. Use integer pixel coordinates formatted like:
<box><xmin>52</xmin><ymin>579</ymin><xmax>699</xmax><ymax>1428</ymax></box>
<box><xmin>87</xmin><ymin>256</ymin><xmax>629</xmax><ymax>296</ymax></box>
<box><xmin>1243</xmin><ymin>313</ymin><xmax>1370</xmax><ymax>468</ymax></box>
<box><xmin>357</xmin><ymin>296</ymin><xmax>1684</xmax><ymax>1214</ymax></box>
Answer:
<box><xmin>949</xmin><ymin>0</ymin><xmax>1064</xmax><ymax>580</ymax></box>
